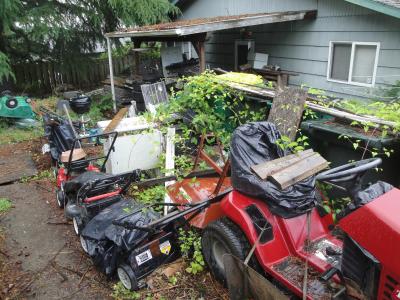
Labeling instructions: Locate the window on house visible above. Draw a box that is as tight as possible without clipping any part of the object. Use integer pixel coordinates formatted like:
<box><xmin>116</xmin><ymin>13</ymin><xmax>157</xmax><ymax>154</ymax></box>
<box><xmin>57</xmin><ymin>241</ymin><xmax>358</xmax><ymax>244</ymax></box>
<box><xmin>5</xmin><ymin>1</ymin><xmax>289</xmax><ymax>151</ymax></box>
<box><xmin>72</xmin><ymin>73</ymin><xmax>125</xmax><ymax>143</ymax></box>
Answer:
<box><xmin>327</xmin><ymin>42</ymin><xmax>380</xmax><ymax>86</ymax></box>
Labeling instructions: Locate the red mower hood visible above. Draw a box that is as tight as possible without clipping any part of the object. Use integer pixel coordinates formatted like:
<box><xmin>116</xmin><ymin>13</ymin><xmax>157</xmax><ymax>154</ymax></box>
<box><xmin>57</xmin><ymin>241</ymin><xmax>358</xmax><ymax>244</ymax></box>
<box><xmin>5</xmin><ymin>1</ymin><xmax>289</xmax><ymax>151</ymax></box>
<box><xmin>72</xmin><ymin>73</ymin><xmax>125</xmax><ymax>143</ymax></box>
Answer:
<box><xmin>339</xmin><ymin>188</ymin><xmax>400</xmax><ymax>273</ymax></box>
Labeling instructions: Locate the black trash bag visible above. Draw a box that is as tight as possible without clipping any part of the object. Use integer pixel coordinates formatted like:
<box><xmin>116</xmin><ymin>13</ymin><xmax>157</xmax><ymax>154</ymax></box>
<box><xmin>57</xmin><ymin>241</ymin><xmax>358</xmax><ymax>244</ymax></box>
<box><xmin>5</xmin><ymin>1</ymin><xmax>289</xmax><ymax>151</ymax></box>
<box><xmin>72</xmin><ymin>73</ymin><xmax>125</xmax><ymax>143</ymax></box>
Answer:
<box><xmin>354</xmin><ymin>181</ymin><xmax>393</xmax><ymax>205</ymax></box>
<box><xmin>43</xmin><ymin>113</ymin><xmax>76</xmax><ymax>161</ymax></box>
<box><xmin>230</xmin><ymin>122</ymin><xmax>317</xmax><ymax>218</ymax></box>
<box><xmin>337</xmin><ymin>181</ymin><xmax>393</xmax><ymax>220</ymax></box>
<box><xmin>82</xmin><ymin>199</ymin><xmax>160</xmax><ymax>275</ymax></box>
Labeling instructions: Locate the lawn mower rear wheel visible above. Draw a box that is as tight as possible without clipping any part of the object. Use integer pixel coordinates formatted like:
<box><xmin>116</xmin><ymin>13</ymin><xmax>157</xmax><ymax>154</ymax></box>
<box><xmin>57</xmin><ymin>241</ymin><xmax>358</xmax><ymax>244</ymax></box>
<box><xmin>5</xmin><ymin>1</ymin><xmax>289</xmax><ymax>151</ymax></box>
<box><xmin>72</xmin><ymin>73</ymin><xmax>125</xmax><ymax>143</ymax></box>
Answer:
<box><xmin>117</xmin><ymin>264</ymin><xmax>138</xmax><ymax>291</ymax></box>
<box><xmin>202</xmin><ymin>217</ymin><xmax>255</xmax><ymax>286</ymax></box>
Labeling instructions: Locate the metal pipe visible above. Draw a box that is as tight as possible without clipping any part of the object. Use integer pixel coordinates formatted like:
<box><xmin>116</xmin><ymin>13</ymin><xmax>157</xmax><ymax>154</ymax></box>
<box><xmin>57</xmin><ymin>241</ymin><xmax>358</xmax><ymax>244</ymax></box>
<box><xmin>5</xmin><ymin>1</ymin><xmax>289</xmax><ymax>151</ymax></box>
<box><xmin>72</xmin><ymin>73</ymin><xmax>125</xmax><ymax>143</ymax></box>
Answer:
<box><xmin>106</xmin><ymin>37</ymin><xmax>117</xmax><ymax>113</ymax></box>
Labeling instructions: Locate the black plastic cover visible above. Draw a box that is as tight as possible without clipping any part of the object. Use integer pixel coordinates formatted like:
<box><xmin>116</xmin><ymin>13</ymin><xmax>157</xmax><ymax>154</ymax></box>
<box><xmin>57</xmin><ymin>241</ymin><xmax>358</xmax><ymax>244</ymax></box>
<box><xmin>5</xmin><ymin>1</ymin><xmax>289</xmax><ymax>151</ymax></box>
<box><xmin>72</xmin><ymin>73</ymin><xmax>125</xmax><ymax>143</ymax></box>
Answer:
<box><xmin>82</xmin><ymin>199</ymin><xmax>159</xmax><ymax>275</ymax></box>
<box><xmin>230</xmin><ymin>122</ymin><xmax>317</xmax><ymax>218</ymax></box>
<box><xmin>337</xmin><ymin>181</ymin><xmax>394</xmax><ymax>220</ymax></box>
<box><xmin>43</xmin><ymin>113</ymin><xmax>76</xmax><ymax>161</ymax></box>
<box><xmin>354</xmin><ymin>181</ymin><xmax>393</xmax><ymax>205</ymax></box>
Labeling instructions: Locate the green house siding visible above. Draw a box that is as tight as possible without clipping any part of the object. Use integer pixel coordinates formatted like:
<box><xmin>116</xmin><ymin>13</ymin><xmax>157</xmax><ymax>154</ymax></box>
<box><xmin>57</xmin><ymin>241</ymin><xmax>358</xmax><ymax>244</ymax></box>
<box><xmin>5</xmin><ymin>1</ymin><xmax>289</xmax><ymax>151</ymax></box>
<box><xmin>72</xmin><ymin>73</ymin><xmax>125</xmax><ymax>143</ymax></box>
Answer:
<box><xmin>180</xmin><ymin>0</ymin><xmax>400</xmax><ymax>99</ymax></box>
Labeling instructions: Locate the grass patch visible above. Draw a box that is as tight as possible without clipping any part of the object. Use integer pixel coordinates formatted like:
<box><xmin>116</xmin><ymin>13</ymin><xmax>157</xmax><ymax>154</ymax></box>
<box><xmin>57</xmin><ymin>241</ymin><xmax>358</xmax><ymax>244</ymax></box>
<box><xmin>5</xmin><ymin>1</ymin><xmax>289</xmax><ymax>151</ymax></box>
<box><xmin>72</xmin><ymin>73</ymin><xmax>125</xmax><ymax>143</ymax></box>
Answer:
<box><xmin>0</xmin><ymin>198</ymin><xmax>12</xmax><ymax>214</ymax></box>
<box><xmin>20</xmin><ymin>169</ymin><xmax>55</xmax><ymax>183</ymax></box>
<box><xmin>0</xmin><ymin>123</ymin><xmax>43</xmax><ymax>145</ymax></box>
<box><xmin>112</xmin><ymin>282</ymin><xmax>141</xmax><ymax>300</ymax></box>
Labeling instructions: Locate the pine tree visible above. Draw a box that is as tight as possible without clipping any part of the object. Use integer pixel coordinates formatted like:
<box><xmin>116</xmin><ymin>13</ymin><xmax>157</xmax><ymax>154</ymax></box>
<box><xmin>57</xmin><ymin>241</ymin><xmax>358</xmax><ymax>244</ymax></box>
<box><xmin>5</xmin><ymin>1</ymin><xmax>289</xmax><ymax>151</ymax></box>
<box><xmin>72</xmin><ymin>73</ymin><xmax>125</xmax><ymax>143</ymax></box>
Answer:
<box><xmin>0</xmin><ymin>0</ymin><xmax>179</xmax><ymax>83</ymax></box>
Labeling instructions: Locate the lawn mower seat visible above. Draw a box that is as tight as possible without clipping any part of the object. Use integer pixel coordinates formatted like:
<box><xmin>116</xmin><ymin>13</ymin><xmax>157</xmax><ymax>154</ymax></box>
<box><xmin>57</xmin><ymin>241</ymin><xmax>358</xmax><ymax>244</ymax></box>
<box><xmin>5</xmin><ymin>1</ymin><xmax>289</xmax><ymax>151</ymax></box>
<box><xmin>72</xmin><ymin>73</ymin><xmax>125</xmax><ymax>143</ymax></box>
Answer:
<box><xmin>230</xmin><ymin>122</ymin><xmax>317</xmax><ymax>218</ymax></box>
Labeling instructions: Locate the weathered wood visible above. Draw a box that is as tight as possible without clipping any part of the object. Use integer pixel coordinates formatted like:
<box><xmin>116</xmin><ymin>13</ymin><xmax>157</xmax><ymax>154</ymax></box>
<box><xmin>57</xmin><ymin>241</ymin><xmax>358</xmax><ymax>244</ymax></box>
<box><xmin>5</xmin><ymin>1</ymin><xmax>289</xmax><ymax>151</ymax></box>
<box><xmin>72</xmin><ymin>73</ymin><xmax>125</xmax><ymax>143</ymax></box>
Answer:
<box><xmin>269</xmin><ymin>153</ymin><xmax>329</xmax><ymax>190</ymax></box>
<box><xmin>251</xmin><ymin>149</ymin><xmax>314</xmax><ymax>180</ymax></box>
<box><xmin>267</xmin><ymin>87</ymin><xmax>307</xmax><ymax>141</ymax></box>
<box><xmin>103</xmin><ymin>107</ymin><xmax>129</xmax><ymax>133</ymax></box>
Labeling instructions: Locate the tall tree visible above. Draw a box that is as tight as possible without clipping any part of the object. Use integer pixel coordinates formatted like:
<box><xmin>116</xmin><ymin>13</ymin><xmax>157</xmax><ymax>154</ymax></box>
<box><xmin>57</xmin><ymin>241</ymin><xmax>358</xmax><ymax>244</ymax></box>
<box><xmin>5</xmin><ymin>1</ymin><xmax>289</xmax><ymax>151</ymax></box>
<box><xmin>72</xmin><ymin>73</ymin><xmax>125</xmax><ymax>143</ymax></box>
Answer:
<box><xmin>0</xmin><ymin>0</ymin><xmax>179</xmax><ymax>83</ymax></box>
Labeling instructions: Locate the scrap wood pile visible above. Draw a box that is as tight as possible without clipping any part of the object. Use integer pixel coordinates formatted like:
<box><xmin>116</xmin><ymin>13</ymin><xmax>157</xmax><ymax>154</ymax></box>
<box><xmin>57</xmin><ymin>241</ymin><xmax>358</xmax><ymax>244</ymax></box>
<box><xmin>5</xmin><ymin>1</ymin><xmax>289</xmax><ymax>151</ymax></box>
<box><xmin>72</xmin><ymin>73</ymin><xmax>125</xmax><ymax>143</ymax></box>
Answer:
<box><xmin>251</xmin><ymin>149</ymin><xmax>328</xmax><ymax>190</ymax></box>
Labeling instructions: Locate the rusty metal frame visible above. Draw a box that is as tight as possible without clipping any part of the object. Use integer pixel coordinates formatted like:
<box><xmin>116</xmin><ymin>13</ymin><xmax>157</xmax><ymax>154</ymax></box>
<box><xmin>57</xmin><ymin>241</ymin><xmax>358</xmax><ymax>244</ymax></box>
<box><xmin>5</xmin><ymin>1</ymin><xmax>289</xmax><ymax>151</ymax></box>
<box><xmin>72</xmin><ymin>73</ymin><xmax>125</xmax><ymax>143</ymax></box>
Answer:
<box><xmin>192</xmin><ymin>133</ymin><xmax>230</xmax><ymax>195</ymax></box>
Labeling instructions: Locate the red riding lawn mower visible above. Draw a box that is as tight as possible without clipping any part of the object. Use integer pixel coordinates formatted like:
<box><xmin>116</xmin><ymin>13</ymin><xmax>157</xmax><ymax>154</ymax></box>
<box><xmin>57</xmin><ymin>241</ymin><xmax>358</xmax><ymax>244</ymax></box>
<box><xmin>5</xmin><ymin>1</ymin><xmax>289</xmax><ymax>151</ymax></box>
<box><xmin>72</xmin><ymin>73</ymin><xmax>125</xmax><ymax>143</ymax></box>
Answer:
<box><xmin>169</xmin><ymin>122</ymin><xmax>400</xmax><ymax>300</ymax></box>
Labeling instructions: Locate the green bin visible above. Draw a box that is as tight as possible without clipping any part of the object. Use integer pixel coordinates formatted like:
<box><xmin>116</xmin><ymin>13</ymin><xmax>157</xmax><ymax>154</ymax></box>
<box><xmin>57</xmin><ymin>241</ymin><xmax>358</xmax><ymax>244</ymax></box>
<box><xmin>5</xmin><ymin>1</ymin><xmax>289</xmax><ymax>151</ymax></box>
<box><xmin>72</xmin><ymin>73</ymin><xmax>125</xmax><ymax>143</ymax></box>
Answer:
<box><xmin>301</xmin><ymin>118</ymin><xmax>400</xmax><ymax>187</ymax></box>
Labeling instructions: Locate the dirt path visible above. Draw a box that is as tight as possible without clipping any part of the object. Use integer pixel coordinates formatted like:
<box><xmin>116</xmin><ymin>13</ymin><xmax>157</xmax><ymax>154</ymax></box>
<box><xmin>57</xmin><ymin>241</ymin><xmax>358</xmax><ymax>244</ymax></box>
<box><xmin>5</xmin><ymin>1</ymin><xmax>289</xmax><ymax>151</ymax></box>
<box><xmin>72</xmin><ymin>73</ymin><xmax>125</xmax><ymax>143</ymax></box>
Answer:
<box><xmin>0</xmin><ymin>182</ymin><xmax>111</xmax><ymax>299</ymax></box>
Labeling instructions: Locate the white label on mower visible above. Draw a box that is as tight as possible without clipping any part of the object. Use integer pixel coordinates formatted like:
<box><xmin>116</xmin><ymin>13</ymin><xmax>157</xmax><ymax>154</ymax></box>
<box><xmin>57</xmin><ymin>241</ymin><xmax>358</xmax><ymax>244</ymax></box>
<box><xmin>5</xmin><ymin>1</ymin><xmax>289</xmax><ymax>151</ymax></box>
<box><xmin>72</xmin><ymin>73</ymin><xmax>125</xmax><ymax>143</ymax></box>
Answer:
<box><xmin>159</xmin><ymin>240</ymin><xmax>171</xmax><ymax>255</ymax></box>
<box><xmin>135</xmin><ymin>249</ymin><xmax>152</xmax><ymax>266</ymax></box>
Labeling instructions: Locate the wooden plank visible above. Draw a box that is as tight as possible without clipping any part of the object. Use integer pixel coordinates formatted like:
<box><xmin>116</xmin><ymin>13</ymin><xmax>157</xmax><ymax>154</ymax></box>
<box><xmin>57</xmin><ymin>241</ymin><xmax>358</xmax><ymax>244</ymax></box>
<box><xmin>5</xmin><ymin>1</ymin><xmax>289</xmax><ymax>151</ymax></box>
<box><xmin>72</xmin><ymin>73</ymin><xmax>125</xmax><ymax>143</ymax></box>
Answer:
<box><xmin>269</xmin><ymin>153</ymin><xmax>328</xmax><ymax>190</ymax></box>
<box><xmin>267</xmin><ymin>86</ymin><xmax>307</xmax><ymax>141</ymax></box>
<box><xmin>103</xmin><ymin>107</ymin><xmax>129</xmax><ymax>133</ymax></box>
<box><xmin>251</xmin><ymin>149</ymin><xmax>314</xmax><ymax>180</ymax></box>
<box><xmin>164</xmin><ymin>127</ymin><xmax>176</xmax><ymax>215</ymax></box>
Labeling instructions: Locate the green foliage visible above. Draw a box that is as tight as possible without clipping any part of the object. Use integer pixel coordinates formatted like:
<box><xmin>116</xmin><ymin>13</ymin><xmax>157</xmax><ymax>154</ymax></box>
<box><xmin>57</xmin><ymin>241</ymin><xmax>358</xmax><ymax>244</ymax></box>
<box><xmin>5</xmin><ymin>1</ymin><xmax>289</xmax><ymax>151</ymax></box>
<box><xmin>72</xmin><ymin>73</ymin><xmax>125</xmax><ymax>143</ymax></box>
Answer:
<box><xmin>111</xmin><ymin>282</ymin><xmax>140</xmax><ymax>300</ymax></box>
<box><xmin>338</xmin><ymin>99</ymin><xmax>400</xmax><ymax>129</ymax></box>
<box><xmin>86</xmin><ymin>93</ymin><xmax>114</xmax><ymax>125</ymax></box>
<box><xmin>130</xmin><ymin>185</ymin><xmax>166</xmax><ymax>212</ymax></box>
<box><xmin>108</xmin><ymin>0</ymin><xmax>179</xmax><ymax>26</ymax></box>
<box><xmin>20</xmin><ymin>169</ymin><xmax>55</xmax><ymax>183</ymax></box>
<box><xmin>383</xmin><ymin>80</ymin><xmax>400</xmax><ymax>100</ymax></box>
<box><xmin>0</xmin><ymin>198</ymin><xmax>12</xmax><ymax>213</ymax></box>
<box><xmin>217</xmin><ymin>72</ymin><xmax>267</xmax><ymax>87</ymax></box>
<box><xmin>178</xmin><ymin>229</ymin><xmax>205</xmax><ymax>275</ymax></box>
<box><xmin>155</xmin><ymin>71</ymin><xmax>267</xmax><ymax>148</ymax></box>
<box><xmin>275</xmin><ymin>132</ymin><xmax>309</xmax><ymax>153</ymax></box>
<box><xmin>0</xmin><ymin>51</ymin><xmax>15</xmax><ymax>83</ymax></box>
<box><xmin>0</xmin><ymin>121</ymin><xmax>43</xmax><ymax>145</ymax></box>
<box><xmin>317</xmin><ymin>183</ymin><xmax>350</xmax><ymax>222</ymax></box>
<box><xmin>0</xmin><ymin>0</ymin><xmax>179</xmax><ymax>70</ymax></box>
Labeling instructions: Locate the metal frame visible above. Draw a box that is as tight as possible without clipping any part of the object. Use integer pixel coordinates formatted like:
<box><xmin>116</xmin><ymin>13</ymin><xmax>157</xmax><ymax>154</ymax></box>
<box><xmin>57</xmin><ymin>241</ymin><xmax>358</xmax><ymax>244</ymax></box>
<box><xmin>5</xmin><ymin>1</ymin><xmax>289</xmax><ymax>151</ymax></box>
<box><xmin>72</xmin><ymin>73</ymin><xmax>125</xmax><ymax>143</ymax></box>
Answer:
<box><xmin>66</xmin><ymin>131</ymin><xmax>118</xmax><ymax>176</ymax></box>
<box><xmin>327</xmin><ymin>41</ymin><xmax>380</xmax><ymax>87</ymax></box>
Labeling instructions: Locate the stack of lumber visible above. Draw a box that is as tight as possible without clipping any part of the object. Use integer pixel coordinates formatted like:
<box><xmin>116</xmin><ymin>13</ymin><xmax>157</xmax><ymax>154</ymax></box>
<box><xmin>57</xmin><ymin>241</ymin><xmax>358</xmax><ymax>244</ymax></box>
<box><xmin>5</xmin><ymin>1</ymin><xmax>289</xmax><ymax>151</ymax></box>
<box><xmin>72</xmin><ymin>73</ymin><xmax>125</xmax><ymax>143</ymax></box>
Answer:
<box><xmin>251</xmin><ymin>149</ymin><xmax>328</xmax><ymax>190</ymax></box>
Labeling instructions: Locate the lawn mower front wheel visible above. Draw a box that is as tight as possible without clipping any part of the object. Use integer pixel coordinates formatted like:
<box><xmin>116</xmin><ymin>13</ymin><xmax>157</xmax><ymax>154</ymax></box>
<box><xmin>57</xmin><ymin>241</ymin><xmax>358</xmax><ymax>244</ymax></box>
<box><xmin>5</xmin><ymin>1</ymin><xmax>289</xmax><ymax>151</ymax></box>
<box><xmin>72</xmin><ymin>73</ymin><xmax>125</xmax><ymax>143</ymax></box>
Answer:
<box><xmin>117</xmin><ymin>264</ymin><xmax>138</xmax><ymax>291</ymax></box>
<box><xmin>56</xmin><ymin>189</ymin><xmax>65</xmax><ymax>208</ymax></box>
<box><xmin>80</xmin><ymin>235</ymin><xmax>89</xmax><ymax>254</ymax></box>
<box><xmin>72</xmin><ymin>216</ymin><xmax>84</xmax><ymax>236</ymax></box>
<box><xmin>202</xmin><ymin>217</ymin><xmax>253</xmax><ymax>286</ymax></box>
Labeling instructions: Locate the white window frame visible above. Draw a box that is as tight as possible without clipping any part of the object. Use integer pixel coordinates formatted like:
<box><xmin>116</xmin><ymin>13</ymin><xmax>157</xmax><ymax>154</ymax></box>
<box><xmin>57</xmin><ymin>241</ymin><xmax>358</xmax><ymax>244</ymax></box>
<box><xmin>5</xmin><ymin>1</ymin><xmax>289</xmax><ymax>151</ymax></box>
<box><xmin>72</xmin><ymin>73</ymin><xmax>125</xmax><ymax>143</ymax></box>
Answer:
<box><xmin>327</xmin><ymin>41</ymin><xmax>380</xmax><ymax>87</ymax></box>
<box><xmin>234</xmin><ymin>40</ymin><xmax>255</xmax><ymax>71</ymax></box>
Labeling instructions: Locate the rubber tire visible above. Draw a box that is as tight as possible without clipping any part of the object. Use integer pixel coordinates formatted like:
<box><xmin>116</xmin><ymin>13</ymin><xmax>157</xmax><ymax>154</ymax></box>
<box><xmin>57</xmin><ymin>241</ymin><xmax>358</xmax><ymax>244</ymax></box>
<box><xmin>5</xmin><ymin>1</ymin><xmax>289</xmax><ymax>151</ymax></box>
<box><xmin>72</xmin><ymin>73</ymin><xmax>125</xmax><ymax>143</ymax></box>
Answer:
<box><xmin>202</xmin><ymin>217</ymin><xmax>256</xmax><ymax>286</ymax></box>
<box><xmin>56</xmin><ymin>189</ymin><xmax>65</xmax><ymax>208</ymax></box>
<box><xmin>5</xmin><ymin>98</ymin><xmax>18</xmax><ymax>109</ymax></box>
<box><xmin>117</xmin><ymin>264</ymin><xmax>138</xmax><ymax>291</ymax></box>
<box><xmin>72</xmin><ymin>216</ymin><xmax>83</xmax><ymax>236</ymax></box>
<box><xmin>80</xmin><ymin>235</ymin><xmax>89</xmax><ymax>254</ymax></box>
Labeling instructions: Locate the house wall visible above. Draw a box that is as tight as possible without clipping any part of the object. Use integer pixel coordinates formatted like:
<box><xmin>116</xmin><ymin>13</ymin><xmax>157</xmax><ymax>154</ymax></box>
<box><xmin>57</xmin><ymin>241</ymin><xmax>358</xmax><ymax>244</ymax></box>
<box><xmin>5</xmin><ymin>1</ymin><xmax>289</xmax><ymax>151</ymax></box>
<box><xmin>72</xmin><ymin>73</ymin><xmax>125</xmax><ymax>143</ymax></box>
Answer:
<box><xmin>179</xmin><ymin>0</ymin><xmax>400</xmax><ymax>99</ymax></box>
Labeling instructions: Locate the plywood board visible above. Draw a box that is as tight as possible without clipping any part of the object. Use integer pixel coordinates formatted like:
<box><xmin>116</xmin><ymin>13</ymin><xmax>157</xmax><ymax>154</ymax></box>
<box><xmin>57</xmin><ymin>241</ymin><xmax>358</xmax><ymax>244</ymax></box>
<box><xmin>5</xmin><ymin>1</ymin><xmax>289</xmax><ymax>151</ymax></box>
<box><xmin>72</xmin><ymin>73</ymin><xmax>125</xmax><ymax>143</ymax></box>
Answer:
<box><xmin>269</xmin><ymin>153</ymin><xmax>328</xmax><ymax>190</ymax></box>
<box><xmin>103</xmin><ymin>107</ymin><xmax>128</xmax><ymax>133</ymax></box>
<box><xmin>0</xmin><ymin>153</ymin><xmax>37</xmax><ymax>184</ymax></box>
<box><xmin>251</xmin><ymin>149</ymin><xmax>314</xmax><ymax>180</ymax></box>
<box><xmin>267</xmin><ymin>87</ymin><xmax>307</xmax><ymax>141</ymax></box>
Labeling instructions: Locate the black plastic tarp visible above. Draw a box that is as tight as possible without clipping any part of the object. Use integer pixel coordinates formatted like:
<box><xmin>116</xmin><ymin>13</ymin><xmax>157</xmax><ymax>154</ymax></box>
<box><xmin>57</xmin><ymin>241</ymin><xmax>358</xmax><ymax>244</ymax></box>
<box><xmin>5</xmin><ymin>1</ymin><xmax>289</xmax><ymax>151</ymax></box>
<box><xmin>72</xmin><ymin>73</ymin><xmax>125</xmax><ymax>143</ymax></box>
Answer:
<box><xmin>82</xmin><ymin>199</ymin><xmax>159</xmax><ymax>275</ymax></box>
<box><xmin>230</xmin><ymin>122</ymin><xmax>317</xmax><ymax>218</ymax></box>
<box><xmin>43</xmin><ymin>113</ymin><xmax>76</xmax><ymax>161</ymax></box>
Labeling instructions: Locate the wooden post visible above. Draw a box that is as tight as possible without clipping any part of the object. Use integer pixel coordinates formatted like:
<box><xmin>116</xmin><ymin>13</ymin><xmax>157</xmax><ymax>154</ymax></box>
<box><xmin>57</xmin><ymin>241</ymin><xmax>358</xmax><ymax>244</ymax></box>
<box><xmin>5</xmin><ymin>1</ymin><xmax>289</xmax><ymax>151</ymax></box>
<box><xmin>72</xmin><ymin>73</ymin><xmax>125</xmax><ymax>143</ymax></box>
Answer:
<box><xmin>133</xmin><ymin>40</ymin><xmax>142</xmax><ymax>76</ymax></box>
<box><xmin>191</xmin><ymin>33</ymin><xmax>207</xmax><ymax>73</ymax></box>
<box><xmin>199</xmin><ymin>41</ymin><xmax>206</xmax><ymax>72</ymax></box>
